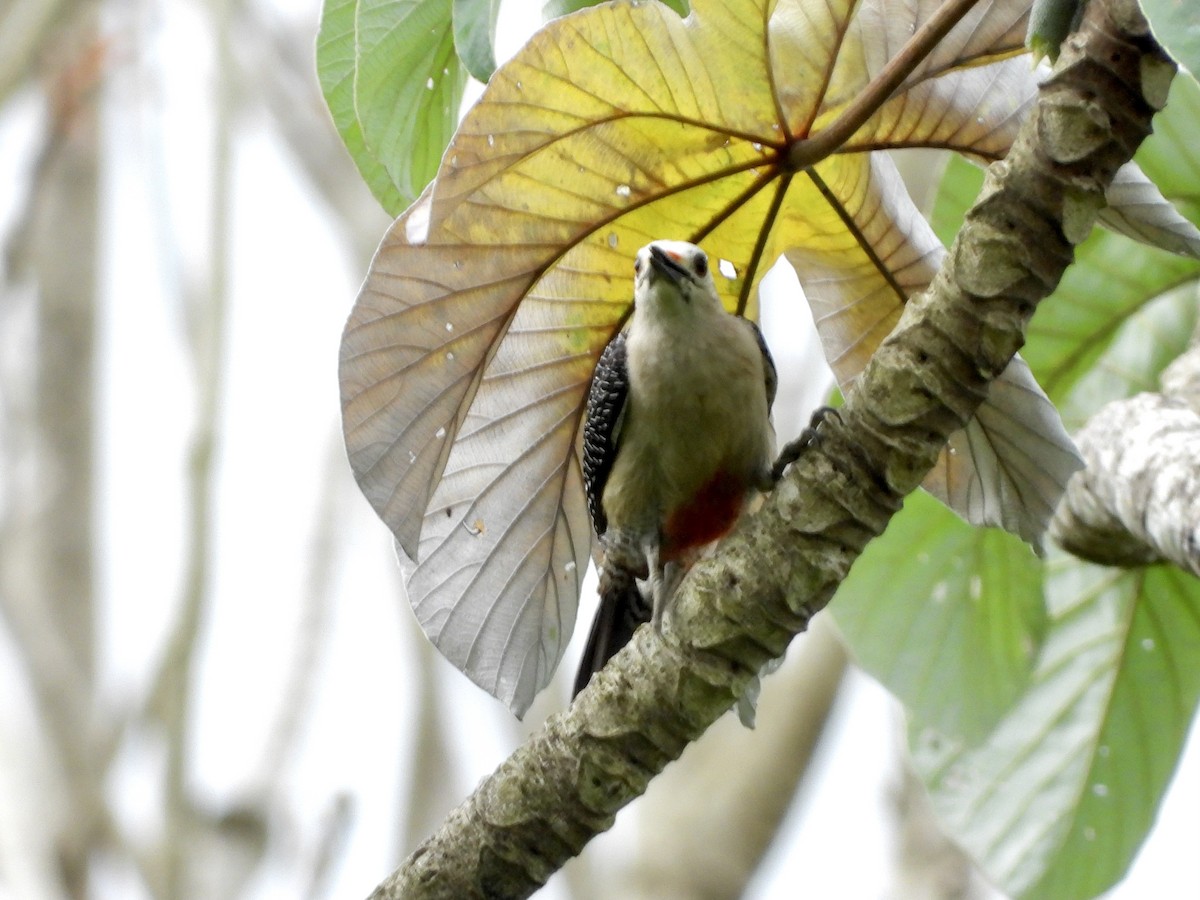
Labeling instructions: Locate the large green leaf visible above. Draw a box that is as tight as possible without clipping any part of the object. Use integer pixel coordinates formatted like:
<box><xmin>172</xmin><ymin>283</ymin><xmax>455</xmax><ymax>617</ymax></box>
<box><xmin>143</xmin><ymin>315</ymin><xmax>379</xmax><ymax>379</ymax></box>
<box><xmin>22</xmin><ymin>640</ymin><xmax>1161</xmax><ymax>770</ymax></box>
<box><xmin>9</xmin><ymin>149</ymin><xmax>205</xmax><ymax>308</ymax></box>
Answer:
<box><xmin>543</xmin><ymin>0</ymin><xmax>690</xmax><ymax>20</ymax></box>
<box><xmin>1025</xmin><ymin>232</ymin><xmax>1199</xmax><ymax>405</ymax></box>
<box><xmin>834</xmin><ymin>491</ymin><xmax>1045</xmax><ymax>743</ymax></box>
<box><xmin>317</xmin><ymin>0</ymin><xmax>466</xmax><ymax>214</ymax></box>
<box><xmin>917</xmin><ymin>556</ymin><xmax>1200</xmax><ymax>900</ymax></box>
<box><xmin>839</xmin><ymin>246</ymin><xmax>1200</xmax><ymax>894</ymax></box>
<box><xmin>904</xmin><ymin>250</ymin><xmax>1200</xmax><ymax>898</ymax></box>
<box><xmin>1127</xmin><ymin>68</ymin><xmax>1200</xmax><ymax>221</ymax></box>
<box><xmin>317</xmin><ymin>0</ymin><xmax>406</xmax><ymax>214</ymax></box>
<box><xmin>840</xmin><ymin>269</ymin><xmax>1200</xmax><ymax>897</ymax></box>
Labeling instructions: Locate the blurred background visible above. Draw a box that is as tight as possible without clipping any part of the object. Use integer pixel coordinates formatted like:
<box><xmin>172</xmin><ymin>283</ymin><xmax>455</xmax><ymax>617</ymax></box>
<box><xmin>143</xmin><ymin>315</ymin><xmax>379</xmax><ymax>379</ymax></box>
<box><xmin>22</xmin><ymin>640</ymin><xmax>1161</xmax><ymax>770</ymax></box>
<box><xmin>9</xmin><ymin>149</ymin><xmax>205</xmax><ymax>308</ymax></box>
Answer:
<box><xmin>0</xmin><ymin>0</ymin><xmax>1196</xmax><ymax>897</ymax></box>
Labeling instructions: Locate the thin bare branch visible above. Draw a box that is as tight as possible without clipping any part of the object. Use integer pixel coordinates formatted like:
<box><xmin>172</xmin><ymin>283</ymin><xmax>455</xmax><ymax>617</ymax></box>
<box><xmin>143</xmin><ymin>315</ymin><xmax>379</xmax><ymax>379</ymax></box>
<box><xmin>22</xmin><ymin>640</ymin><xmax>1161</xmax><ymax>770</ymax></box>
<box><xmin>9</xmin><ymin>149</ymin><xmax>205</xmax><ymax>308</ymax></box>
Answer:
<box><xmin>886</xmin><ymin>754</ymin><xmax>991</xmax><ymax>900</ymax></box>
<box><xmin>257</xmin><ymin>435</ymin><xmax>348</xmax><ymax>784</ymax></box>
<box><xmin>0</xmin><ymin>6</ymin><xmax>108</xmax><ymax>895</ymax></box>
<box><xmin>158</xmin><ymin>0</ymin><xmax>236</xmax><ymax>893</ymax></box>
<box><xmin>231</xmin><ymin>2</ymin><xmax>389</xmax><ymax>263</ymax></box>
<box><xmin>0</xmin><ymin>0</ymin><xmax>72</xmax><ymax>103</ymax></box>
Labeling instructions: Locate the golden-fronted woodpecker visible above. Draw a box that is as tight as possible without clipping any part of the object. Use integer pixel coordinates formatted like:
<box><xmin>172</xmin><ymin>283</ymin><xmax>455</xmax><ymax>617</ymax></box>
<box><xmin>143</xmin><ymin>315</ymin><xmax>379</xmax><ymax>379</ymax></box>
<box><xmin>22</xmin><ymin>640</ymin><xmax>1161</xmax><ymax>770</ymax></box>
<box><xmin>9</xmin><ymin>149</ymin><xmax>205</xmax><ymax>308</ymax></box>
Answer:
<box><xmin>574</xmin><ymin>240</ymin><xmax>777</xmax><ymax>696</ymax></box>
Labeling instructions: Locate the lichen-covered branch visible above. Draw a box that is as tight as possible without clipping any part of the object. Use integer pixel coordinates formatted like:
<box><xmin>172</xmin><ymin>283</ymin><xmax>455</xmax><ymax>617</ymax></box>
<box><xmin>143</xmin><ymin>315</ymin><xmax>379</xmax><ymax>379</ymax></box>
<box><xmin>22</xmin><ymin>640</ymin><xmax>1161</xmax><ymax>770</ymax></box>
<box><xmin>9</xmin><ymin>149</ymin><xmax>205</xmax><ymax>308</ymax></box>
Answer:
<box><xmin>371</xmin><ymin>1</ymin><xmax>1175</xmax><ymax>897</ymax></box>
<box><xmin>610</xmin><ymin>616</ymin><xmax>848</xmax><ymax>899</ymax></box>
<box><xmin>1051</xmin><ymin>331</ymin><xmax>1200</xmax><ymax>573</ymax></box>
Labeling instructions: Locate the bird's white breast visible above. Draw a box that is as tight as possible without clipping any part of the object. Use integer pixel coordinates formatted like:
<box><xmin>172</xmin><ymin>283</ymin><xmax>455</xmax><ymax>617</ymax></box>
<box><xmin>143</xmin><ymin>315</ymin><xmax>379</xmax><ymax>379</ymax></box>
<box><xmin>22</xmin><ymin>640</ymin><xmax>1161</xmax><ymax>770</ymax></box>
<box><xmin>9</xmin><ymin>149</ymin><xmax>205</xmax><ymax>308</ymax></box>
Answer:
<box><xmin>604</xmin><ymin>306</ymin><xmax>773</xmax><ymax>533</ymax></box>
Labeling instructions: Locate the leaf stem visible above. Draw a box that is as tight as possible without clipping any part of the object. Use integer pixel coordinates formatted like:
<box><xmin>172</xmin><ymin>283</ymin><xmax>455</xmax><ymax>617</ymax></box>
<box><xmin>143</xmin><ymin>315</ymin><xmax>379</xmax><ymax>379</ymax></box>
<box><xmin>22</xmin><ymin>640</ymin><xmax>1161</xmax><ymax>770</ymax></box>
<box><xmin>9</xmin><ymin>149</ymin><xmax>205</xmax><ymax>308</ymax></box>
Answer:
<box><xmin>787</xmin><ymin>0</ymin><xmax>985</xmax><ymax>170</ymax></box>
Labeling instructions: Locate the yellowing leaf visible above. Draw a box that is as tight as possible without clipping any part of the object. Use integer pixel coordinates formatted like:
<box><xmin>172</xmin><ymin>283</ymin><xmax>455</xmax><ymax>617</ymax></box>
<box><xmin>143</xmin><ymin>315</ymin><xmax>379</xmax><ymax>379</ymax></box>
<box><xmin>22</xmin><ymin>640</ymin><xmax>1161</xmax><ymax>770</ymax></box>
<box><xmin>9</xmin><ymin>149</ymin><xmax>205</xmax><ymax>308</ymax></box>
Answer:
<box><xmin>339</xmin><ymin>0</ymin><xmax>1120</xmax><ymax>711</ymax></box>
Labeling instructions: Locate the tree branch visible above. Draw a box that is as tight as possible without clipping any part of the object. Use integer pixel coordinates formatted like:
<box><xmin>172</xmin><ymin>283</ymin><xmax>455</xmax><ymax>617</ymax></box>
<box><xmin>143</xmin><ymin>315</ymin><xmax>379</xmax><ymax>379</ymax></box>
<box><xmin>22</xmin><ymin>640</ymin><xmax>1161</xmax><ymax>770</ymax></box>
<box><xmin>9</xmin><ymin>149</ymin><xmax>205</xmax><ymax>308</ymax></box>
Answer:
<box><xmin>371</xmin><ymin>1</ymin><xmax>1175</xmax><ymax>896</ymax></box>
<box><xmin>158</xmin><ymin>0</ymin><xmax>236</xmax><ymax>893</ymax></box>
<box><xmin>1050</xmin><ymin>325</ymin><xmax>1200</xmax><ymax>573</ymax></box>
<box><xmin>610</xmin><ymin>616</ymin><xmax>848</xmax><ymax>899</ymax></box>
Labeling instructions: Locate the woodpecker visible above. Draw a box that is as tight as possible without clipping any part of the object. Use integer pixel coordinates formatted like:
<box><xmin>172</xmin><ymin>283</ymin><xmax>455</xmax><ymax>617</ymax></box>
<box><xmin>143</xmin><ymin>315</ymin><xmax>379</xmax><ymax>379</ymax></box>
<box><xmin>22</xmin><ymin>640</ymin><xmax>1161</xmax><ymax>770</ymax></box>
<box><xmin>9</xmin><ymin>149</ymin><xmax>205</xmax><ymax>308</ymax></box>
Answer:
<box><xmin>574</xmin><ymin>240</ymin><xmax>777</xmax><ymax>697</ymax></box>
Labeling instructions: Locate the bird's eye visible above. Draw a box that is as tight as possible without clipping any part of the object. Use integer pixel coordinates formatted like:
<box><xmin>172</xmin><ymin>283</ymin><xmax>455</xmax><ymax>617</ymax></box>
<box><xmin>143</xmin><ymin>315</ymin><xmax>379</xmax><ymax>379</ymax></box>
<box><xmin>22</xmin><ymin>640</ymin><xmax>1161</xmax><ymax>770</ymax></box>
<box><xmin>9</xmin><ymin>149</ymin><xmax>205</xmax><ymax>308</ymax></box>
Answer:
<box><xmin>693</xmin><ymin>254</ymin><xmax>708</xmax><ymax>277</ymax></box>
<box><xmin>634</xmin><ymin>257</ymin><xmax>643</xmax><ymax>275</ymax></box>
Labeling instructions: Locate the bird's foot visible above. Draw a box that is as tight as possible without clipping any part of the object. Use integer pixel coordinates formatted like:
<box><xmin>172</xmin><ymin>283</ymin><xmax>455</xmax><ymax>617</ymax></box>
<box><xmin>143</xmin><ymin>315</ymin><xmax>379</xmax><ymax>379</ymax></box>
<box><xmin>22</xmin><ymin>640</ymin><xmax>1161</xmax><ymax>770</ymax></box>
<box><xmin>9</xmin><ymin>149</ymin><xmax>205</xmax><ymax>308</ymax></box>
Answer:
<box><xmin>650</xmin><ymin>560</ymin><xmax>685</xmax><ymax>634</ymax></box>
<box><xmin>771</xmin><ymin>406</ymin><xmax>841</xmax><ymax>482</ymax></box>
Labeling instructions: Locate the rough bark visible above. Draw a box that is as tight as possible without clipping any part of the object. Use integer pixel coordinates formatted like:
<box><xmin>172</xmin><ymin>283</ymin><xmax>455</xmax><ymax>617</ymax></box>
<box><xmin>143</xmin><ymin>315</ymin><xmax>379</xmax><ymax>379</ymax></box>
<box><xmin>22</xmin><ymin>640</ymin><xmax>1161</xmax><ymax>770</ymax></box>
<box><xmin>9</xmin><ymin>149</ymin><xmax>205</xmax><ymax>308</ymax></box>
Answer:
<box><xmin>370</xmin><ymin>1</ymin><xmax>1174</xmax><ymax>897</ymax></box>
<box><xmin>1050</xmin><ymin>330</ymin><xmax>1200</xmax><ymax>572</ymax></box>
<box><xmin>610</xmin><ymin>617</ymin><xmax>848</xmax><ymax>900</ymax></box>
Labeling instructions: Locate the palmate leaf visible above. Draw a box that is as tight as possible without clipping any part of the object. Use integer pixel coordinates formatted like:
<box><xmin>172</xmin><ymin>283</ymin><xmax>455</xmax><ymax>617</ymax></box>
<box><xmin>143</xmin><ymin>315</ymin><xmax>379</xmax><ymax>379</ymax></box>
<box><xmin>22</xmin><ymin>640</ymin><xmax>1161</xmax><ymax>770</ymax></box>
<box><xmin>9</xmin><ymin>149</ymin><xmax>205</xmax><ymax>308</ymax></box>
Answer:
<box><xmin>338</xmin><ymin>0</ymin><xmax>1168</xmax><ymax>713</ymax></box>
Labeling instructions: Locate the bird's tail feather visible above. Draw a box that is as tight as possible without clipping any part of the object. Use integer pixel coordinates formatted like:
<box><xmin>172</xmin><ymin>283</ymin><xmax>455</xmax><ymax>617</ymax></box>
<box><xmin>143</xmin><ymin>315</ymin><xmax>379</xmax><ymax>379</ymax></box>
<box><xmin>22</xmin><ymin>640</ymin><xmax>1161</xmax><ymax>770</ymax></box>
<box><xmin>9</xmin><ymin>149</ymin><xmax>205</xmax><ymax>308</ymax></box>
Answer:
<box><xmin>572</xmin><ymin>566</ymin><xmax>651</xmax><ymax>698</ymax></box>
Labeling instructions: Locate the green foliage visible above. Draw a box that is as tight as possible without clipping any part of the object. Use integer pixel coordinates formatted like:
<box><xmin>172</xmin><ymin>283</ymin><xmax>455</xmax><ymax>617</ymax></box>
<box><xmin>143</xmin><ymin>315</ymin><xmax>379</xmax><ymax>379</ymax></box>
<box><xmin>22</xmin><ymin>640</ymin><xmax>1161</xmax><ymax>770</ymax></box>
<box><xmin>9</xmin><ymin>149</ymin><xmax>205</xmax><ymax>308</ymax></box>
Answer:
<box><xmin>855</xmin><ymin>69</ymin><xmax>1200</xmax><ymax>899</ymax></box>
<box><xmin>835</xmin><ymin>492</ymin><xmax>1046</xmax><ymax>743</ymax></box>
<box><xmin>932</xmin><ymin>76</ymin><xmax>1200</xmax><ymax>410</ymax></box>
<box><xmin>917</xmin><ymin>558</ymin><xmax>1200</xmax><ymax>899</ymax></box>
<box><xmin>1025</xmin><ymin>232</ymin><xmax>1198</xmax><ymax>406</ymax></box>
<box><xmin>542</xmin><ymin>0</ymin><xmax>690</xmax><ymax>19</ymax></box>
<box><xmin>840</xmin><ymin>272</ymin><xmax>1200</xmax><ymax>898</ymax></box>
<box><xmin>317</xmin><ymin>0</ymin><xmax>466</xmax><ymax>214</ymax></box>
<box><xmin>453</xmin><ymin>0</ymin><xmax>501</xmax><ymax>82</ymax></box>
<box><xmin>1134</xmin><ymin>69</ymin><xmax>1200</xmax><ymax>218</ymax></box>
<box><xmin>1057</xmin><ymin>279</ymin><xmax>1198</xmax><ymax>432</ymax></box>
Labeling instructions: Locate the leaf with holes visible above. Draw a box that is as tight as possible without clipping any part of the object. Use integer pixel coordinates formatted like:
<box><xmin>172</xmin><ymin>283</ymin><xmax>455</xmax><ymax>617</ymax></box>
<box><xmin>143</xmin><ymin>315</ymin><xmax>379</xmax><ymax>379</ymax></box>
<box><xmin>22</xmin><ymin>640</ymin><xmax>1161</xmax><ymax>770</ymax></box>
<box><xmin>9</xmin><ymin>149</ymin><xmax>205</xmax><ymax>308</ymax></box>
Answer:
<box><xmin>337</xmin><ymin>0</ymin><xmax>1193</xmax><ymax>713</ymax></box>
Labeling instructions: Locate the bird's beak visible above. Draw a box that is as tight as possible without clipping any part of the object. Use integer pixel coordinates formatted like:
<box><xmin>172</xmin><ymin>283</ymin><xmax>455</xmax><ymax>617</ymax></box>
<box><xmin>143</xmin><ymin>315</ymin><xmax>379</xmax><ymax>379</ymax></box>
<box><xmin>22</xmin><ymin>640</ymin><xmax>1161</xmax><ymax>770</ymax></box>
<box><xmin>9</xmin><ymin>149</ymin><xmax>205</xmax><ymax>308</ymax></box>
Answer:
<box><xmin>648</xmin><ymin>245</ymin><xmax>689</xmax><ymax>286</ymax></box>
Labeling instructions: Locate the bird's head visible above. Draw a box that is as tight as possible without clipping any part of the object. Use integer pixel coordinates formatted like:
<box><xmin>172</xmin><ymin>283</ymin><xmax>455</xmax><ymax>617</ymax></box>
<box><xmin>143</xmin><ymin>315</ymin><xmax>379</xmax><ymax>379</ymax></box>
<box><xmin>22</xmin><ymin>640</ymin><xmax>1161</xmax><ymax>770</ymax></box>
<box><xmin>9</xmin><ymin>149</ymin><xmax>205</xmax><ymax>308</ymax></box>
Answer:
<box><xmin>633</xmin><ymin>240</ymin><xmax>722</xmax><ymax>316</ymax></box>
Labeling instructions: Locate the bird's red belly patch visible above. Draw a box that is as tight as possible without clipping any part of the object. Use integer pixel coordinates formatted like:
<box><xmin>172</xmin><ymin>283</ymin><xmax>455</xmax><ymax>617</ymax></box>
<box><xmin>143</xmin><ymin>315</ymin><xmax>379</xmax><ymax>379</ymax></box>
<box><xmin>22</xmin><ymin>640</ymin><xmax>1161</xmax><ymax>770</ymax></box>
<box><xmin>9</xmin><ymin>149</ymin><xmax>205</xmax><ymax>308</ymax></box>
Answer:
<box><xmin>662</xmin><ymin>470</ymin><xmax>746</xmax><ymax>563</ymax></box>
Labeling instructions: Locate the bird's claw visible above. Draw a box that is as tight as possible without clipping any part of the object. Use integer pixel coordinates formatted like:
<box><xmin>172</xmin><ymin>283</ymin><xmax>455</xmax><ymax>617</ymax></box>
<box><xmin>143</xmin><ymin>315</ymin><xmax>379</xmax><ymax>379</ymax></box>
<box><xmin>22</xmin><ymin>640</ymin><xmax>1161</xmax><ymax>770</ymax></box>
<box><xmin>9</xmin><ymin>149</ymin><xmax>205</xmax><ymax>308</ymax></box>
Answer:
<box><xmin>771</xmin><ymin>406</ymin><xmax>841</xmax><ymax>482</ymax></box>
<box><xmin>650</xmin><ymin>560</ymin><xmax>684</xmax><ymax>634</ymax></box>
